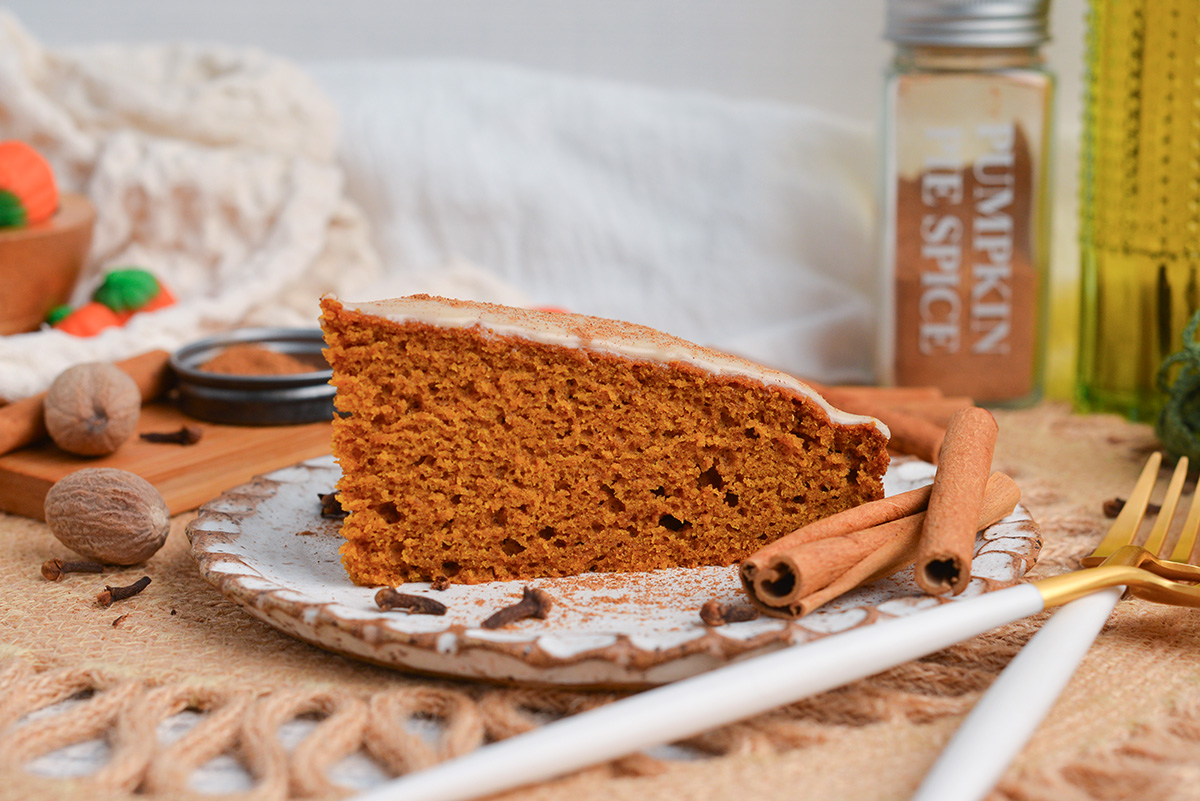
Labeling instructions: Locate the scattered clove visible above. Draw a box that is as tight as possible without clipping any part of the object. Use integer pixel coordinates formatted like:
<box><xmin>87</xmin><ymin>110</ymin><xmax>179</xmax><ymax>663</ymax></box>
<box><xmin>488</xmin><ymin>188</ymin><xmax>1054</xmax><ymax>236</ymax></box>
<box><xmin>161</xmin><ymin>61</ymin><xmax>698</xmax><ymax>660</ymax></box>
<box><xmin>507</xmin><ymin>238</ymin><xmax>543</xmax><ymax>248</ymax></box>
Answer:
<box><xmin>319</xmin><ymin>492</ymin><xmax>347</xmax><ymax>519</ymax></box>
<box><xmin>140</xmin><ymin>425</ymin><xmax>204</xmax><ymax>445</ymax></box>
<box><xmin>96</xmin><ymin>576</ymin><xmax>151</xmax><ymax>607</ymax></box>
<box><xmin>481</xmin><ymin>586</ymin><xmax>553</xmax><ymax>629</ymax></box>
<box><xmin>430</xmin><ymin>575</ymin><xmax>451</xmax><ymax>591</ymax></box>
<box><xmin>1103</xmin><ymin>497</ymin><xmax>1161</xmax><ymax>518</ymax></box>
<box><xmin>374</xmin><ymin>588</ymin><xmax>447</xmax><ymax>615</ymax></box>
<box><xmin>112</xmin><ymin>614</ymin><xmax>130</xmax><ymax>628</ymax></box>
<box><xmin>699</xmin><ymin>600</ymin><xmax>760</xmax><ymax>627</ymax></box>
<box><xmin>41</xmin><ymin>558</ymin><xmax>104</xmax><ymax>581</ymax></box>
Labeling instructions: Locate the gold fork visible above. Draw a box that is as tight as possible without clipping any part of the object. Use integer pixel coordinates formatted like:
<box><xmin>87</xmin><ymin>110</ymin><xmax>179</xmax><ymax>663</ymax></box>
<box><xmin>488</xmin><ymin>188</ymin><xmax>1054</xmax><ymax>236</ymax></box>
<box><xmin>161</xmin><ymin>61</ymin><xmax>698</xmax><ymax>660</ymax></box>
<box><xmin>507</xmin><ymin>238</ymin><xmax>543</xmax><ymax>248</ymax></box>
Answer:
<box><xmin>1033</xmin><ymin>452</ymin><xmax>1200</xmax><ymax>606</ymax></box>
<box><xmin>360</xmin><ymin>453</ymin><xmax>1200</xmax><ymax>801</ymax></box>
<box><xmin>915</xmin><ymin>452</ymin><xmax>1200</xmax><ymax>801</ymax></box>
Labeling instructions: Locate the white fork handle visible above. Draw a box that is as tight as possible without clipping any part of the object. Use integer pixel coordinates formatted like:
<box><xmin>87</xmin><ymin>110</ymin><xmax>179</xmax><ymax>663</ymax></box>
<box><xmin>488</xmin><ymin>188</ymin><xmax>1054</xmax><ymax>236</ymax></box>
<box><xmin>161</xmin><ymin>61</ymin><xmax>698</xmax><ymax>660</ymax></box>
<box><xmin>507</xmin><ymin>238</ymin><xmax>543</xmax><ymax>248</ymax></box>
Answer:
<box><xmin>911</xmin><ymin>585</ymin><xmax>1123</xmax><ymax>801</ymax></box>
<box><xmin>355</xmin><ymin>584</ymin><xmax>1045</xmax><ymax>801</ymax></box>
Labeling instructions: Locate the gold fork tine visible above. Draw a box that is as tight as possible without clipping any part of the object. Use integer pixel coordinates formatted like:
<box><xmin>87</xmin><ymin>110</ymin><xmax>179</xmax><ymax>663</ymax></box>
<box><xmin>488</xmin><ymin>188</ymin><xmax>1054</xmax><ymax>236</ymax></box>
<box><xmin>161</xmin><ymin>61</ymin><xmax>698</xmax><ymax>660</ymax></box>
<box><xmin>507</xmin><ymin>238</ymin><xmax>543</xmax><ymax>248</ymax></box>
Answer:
<box><xmin>1169</xmin><ymin>461</ymin><xmax>1200</xmax><ymax>564</ymax></box>
<box><xmin>1109</xmin><ymin>454</ymin><xmax>1200</xmax><ymax>602</ymax></box>
<box><xmin>1082</xmin><ymin>451</ymin><xmax>1162</xmax><ymax>567</ymax></box>
<box><xmin>1145</xmin><ymin>456</ymin><xmax>1189</xmax><ymax>556</ymax></box>
<box><xmin>1085</xmin><ymin>455</ymin><xmax>1200</xmax><ymax>585</ymax></box>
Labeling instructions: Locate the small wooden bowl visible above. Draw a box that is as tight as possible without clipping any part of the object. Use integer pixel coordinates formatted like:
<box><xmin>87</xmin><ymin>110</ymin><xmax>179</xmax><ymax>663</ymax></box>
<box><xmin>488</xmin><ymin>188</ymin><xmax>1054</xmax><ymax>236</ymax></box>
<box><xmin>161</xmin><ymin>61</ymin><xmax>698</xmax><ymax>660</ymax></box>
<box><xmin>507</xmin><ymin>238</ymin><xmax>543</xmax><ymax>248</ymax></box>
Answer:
<box><xmin>0</xmin><ymin>192</ymin><xmax>96</xmax><ymax>335</ymax></box>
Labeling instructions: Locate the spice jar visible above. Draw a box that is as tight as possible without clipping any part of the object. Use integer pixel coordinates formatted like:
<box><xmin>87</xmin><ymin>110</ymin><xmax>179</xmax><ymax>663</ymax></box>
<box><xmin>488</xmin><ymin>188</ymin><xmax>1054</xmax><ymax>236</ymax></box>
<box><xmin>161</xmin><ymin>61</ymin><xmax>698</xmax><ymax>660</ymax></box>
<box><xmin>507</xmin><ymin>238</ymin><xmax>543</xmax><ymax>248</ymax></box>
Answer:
<box><xmin>878</xmin><ymin>0</ymin><xmax>1054</xmax><ymax>406</ymax></box>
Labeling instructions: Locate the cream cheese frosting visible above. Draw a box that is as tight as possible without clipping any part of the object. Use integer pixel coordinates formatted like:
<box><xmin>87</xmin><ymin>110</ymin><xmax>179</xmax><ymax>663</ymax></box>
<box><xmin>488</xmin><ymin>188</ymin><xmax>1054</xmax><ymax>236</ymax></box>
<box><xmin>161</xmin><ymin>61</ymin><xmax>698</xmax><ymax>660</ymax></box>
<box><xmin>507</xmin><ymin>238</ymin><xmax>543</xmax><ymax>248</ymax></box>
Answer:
<box><xmin>335</xmin><ymin>294</ymin><xmax>889</xmax><ymax>438</ymax></box>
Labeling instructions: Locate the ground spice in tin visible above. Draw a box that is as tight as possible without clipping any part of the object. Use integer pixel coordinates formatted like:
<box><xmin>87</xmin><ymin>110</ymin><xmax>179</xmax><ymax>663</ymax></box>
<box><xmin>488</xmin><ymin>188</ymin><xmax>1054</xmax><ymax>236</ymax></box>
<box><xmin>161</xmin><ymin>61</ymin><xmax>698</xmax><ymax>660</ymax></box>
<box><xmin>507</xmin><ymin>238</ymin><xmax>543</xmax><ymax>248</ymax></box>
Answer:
<box><xmin>199</xmin><ymin>344</ymin><xmax>315</xmax><ymax>376</ymax></box>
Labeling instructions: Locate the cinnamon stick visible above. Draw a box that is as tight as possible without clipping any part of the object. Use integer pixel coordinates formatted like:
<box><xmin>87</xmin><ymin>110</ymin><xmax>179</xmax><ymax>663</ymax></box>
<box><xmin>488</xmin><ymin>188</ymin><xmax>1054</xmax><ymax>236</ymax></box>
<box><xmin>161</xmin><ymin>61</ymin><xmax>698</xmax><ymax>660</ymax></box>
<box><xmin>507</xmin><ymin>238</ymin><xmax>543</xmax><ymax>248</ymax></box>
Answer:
<box><xmin>914</xmin><ymin>407</ymin><xmax>999</xmax><ymax>596</ymax></box>
<box><xmin>795</xmin><ymin>472</ymin><xmax>1019</xmax><ymax>616</ymax></box>
<box><xmin>802</xmin><ymin>382</ymin><xmax>973</xmax><ymax>460</ymax></box>
<box><xmin>812</xmin><ymin>383</ymin><xmax>947</xmax><ymax>408</ymax></box>
<box><xmin>741</xmin><ymin>483</ymin><xmax>934</xmax><ymax>604</ymax></box>
<box><xmin>740</xmin><ymin>471</ymin><xmax>1019</xmax><ymax>618</ymax></box>
<box><xmin>882</xmin><ymin>396</ymin><xmax>975</xmax><ymax>429</ymax></box>
<box><xmin>0</xmin><ymin>350</ymin><xmax>173</xmax><ymax>456</ymax></box>
<box><xmin>840</xmin><ymin>398</ymin><xmax>947</xmax><ymax>464</ymax></box>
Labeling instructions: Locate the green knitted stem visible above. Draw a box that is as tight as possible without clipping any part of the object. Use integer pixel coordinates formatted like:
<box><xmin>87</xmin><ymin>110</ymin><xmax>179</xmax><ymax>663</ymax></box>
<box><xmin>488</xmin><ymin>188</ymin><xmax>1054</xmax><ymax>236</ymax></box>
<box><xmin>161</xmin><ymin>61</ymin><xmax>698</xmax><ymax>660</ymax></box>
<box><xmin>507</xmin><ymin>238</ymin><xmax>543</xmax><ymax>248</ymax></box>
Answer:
<box><xmin>92</xmin><ymin>268</ymin><xmax>161</xmax><ymax>312</ymax></box>
<box><xmin>1156</xmin><ymin>309</ymin><xmax>1200</xmax><ymax>465</ymax></box>
<box><xmin>45</xmin><ymin>304</ymin><xmax>73</xmax><ymax>326</ymax></box>
<box><xmin>0</xmin><ymin>190</ymin><xmax>27</xmax><ymax>228</ymax></box>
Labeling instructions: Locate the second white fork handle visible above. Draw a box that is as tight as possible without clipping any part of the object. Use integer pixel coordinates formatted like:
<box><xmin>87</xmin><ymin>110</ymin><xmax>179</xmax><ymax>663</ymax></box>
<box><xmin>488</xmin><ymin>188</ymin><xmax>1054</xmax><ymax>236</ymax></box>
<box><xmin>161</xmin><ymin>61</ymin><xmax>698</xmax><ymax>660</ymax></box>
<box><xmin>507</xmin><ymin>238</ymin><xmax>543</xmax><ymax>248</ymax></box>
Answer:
<box><xmin>911</xmin><ymin>585</ymin><xmax>1124</xmax><ymax>801</ymax></box>
<box><xmin>355</xmin><ymin>584</ymin><xmax>1047</xmax><ymax>801</ymax></box>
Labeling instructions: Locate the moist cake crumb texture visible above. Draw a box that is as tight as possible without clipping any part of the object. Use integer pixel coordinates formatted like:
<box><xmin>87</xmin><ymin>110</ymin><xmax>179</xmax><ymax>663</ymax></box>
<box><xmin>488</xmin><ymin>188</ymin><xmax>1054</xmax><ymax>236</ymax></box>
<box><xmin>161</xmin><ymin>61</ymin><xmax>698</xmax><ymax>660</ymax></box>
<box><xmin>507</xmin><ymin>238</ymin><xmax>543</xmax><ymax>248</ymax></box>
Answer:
<box><xmin>320</xmin><ymin>295</ymin><xmax>890</xmax><ymax>586</ymax></box>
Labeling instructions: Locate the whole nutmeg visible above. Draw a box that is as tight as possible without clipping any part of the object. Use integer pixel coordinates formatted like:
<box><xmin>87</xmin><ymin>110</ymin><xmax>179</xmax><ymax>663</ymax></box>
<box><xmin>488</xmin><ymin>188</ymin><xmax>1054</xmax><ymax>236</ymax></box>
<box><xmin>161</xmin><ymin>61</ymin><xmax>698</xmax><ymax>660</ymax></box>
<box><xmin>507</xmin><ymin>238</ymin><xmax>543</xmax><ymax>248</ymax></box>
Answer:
<box><xmin>44</xmin><ymin>362</ymin><xmax>141</xmax><ymax>456</ymax></box>
<box><xmin>43</xmin><ymin>468</ymin><xmax>170</xmax><ymax>565</ymax></box>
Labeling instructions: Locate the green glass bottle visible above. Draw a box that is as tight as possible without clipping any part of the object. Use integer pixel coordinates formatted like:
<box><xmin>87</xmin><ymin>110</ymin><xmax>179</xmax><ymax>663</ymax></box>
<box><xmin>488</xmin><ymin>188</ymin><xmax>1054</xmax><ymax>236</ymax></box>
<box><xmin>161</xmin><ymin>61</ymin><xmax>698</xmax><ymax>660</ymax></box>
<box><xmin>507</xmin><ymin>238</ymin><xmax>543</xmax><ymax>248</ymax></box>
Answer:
<box><xmin>1076</xmin><ymin>0</ymin><xmax>1200</xmax><ymax>421</ymax></box>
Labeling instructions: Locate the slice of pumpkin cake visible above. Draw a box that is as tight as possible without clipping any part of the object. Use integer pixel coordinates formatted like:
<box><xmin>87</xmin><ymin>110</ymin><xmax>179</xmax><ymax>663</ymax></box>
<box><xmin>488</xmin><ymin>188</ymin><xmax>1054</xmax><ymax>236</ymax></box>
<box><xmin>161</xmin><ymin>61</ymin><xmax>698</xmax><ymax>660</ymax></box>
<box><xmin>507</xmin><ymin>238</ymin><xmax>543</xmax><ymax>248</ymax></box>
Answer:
<box><xmin>319</xmin><ymin>295</ymin><xmax>890</xmax><ymax>586</ymax></box>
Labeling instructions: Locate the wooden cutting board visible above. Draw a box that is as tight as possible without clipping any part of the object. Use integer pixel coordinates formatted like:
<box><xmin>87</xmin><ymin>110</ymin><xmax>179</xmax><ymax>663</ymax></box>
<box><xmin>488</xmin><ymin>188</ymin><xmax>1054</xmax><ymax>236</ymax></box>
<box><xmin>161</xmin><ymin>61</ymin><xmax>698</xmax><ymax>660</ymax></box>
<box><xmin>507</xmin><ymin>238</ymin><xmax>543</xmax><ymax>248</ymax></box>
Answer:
<box><xmin>0</xmin><ymin>402</ymin><xmax>333</xmax><ymax>520</ymax></box>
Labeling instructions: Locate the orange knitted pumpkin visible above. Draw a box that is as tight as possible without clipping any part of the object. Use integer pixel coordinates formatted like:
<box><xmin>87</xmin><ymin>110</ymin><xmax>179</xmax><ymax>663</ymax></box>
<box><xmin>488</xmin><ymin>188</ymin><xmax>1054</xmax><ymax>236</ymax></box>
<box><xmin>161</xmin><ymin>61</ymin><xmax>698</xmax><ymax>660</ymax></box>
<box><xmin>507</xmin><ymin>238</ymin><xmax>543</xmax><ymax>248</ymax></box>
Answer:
<box><xmin>0</xmin><ymin>140</ymin><xmax>59</xmax><ymax>226</ymax></box>
<box><xmin>51</xmin><ymin>302</ymin><xmax>125</xmax><ymax>337</ymax></box>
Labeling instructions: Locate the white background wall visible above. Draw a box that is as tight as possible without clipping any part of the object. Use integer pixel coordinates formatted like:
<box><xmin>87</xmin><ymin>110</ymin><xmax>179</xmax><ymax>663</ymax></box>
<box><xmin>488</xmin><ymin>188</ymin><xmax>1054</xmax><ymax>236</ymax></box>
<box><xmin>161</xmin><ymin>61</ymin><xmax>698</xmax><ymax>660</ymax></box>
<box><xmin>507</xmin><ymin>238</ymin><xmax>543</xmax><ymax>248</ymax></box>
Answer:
<box><xmin>1</xmin><ymin>0</ymin><xmax>1086</xmax><ymax>132</ymax></box>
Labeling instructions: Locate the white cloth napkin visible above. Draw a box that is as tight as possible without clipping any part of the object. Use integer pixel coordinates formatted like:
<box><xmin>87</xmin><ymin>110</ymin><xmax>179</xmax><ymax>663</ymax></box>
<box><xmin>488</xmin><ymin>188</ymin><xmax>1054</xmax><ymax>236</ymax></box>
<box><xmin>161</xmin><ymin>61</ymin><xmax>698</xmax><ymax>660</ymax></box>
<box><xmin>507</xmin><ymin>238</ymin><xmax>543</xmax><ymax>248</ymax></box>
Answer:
<box><xmin>310</xmin><ymin>59</ymin><xmax>881</xmax><ymax>383</ymax></box>
<box><xmin>0</xmin><ymin>11</ymin><xmax>880</xmax><ymax>401</ymax></box>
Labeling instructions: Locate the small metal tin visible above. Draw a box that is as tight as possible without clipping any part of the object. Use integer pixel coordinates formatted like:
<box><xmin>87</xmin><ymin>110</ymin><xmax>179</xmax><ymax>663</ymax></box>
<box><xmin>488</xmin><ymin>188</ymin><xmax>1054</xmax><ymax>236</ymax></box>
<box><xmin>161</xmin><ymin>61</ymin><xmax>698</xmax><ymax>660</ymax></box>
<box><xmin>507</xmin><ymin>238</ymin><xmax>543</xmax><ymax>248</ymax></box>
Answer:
<box><xmin>169</xmin><ymin>328</ymin><xmax>334</xmax><ymax>426</ymax></box>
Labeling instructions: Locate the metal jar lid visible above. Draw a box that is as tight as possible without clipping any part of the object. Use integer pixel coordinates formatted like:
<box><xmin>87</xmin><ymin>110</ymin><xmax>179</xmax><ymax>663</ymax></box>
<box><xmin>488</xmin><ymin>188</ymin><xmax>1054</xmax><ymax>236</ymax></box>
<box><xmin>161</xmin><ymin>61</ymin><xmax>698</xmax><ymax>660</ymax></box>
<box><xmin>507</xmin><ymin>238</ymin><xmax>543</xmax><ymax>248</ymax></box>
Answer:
<box><xmin>885</xmin><ymin>0</ymin><xmax>1050</xmax><ymax>47</ymax></box>
<box><xmin>169</xmin><ymin>328</ymin><xmax>335</xmax><ymax>426</ymax></box>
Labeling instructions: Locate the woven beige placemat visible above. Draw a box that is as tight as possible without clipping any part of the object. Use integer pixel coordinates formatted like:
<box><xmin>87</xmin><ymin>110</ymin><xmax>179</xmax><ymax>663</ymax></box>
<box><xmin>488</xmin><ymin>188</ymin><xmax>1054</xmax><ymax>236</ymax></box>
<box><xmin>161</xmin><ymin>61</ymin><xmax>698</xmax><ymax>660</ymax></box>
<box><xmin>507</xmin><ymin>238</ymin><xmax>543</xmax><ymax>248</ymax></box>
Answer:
<box><xmin>2</xmin><ymin>402</ymin><xmax>1199</xmax><ymax>801</ymax></box>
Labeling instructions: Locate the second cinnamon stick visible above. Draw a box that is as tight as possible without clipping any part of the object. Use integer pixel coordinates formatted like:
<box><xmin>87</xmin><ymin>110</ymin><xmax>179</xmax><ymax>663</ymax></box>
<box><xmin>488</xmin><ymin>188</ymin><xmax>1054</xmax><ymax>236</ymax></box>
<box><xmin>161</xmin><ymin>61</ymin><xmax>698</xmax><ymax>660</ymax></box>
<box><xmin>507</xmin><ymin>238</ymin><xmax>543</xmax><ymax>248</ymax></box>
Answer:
<box><xmin>913</xmin><ymin>407</ymin><xmax>999</xmax><ymax>596</ymax></box>
<box><xmin>741</xmin><ymin>471</ymin><xmax>1019</xmax><ymax>618</ymax></box>
<box><xmin>792</xmin><ymin>471</ymin><xmax>1020</xmax><ymax>616</ymax></box>
<box><xmin>0</xmin><ymin>350</ymin><xmax>172</xmax><ymax>456</ymax></box>
<box><xmin>740</xmin><ymin>483</ymin><xmax>933</xmax><ymax>608</ymax></box>
<box><xmin>830</xmin><ymin>397</ymin><xmax>948</xmax><ymax>464</ymax></box>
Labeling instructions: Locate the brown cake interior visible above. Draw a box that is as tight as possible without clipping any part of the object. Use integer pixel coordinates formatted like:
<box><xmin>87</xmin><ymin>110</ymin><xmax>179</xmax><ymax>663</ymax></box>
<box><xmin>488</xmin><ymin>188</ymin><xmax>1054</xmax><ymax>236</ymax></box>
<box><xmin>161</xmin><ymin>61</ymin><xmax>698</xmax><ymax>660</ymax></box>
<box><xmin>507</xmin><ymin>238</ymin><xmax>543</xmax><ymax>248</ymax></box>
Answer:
<box><xmin>321</xmin><ymin>297</ymin><xmax>890</xmax><ymax>586</ymax></box>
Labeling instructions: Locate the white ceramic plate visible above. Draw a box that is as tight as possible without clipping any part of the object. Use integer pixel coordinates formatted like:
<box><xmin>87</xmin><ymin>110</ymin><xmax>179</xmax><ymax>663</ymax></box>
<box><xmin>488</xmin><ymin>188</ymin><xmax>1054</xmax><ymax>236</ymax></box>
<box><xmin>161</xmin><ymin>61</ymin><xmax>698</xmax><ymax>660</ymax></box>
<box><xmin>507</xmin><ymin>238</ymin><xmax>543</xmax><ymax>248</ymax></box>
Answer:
<box><xmin>186</xmin><ymin>456</ymin><xmax>1041</xmax><ymax>688</ymax></box>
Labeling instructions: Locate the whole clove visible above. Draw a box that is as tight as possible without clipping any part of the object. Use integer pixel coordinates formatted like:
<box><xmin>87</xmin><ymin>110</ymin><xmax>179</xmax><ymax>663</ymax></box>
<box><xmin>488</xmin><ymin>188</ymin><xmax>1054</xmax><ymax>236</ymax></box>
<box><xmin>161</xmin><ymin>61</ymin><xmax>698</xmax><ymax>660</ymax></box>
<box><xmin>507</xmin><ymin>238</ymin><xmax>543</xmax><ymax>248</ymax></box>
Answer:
<box><xmin>481</xmin><ymin>586</ymin><xmax>553</xmax><ymax>629</ymax></box>
<box><xmin>319</xmin><ymin>492</ymin><xmax>347</xmax><ymax>519</ymax></box>
<box><xmin>140</xmin><ymin>425</ymin><xmax>204</xmax><ymax>445</ymax></box>
<box><xmin>41</xmin><ymin>558</ymin><xmax>104</xmax><ymax>581</ymax></box>
<box><xmin>1103</xmin><ymin>497</ymin><xmax>1162</xmax><ymax>518</ymax></box>
<box><xmin>374</xmin><ymin>588</ymin><xmax>447</xmax><ymax>615</ymax></box>
<box><xmin>699</xmin><ymin>600</ymin><xmax>760</xmax><ymax>627</ymax></box>
<box><xmin>96</xmin><ymin>576</ymin><xmax>151</xmax><ymax>607</ymax></box>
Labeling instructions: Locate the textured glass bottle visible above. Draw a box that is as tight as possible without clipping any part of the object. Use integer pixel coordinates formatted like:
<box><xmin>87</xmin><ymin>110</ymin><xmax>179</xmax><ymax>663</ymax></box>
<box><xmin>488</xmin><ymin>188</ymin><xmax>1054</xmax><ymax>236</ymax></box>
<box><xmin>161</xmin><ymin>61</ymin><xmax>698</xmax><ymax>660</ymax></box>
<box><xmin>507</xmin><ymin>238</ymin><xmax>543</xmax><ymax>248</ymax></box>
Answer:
<box><xmin>1075</xmin><ymin>0</ymin><xmax>1200</xmax><ymax>421</ymax></box>
<box><xmin>879</xmin><ymin>0</ymin><xmax>1054</xmax><ymax>406</ymax></box>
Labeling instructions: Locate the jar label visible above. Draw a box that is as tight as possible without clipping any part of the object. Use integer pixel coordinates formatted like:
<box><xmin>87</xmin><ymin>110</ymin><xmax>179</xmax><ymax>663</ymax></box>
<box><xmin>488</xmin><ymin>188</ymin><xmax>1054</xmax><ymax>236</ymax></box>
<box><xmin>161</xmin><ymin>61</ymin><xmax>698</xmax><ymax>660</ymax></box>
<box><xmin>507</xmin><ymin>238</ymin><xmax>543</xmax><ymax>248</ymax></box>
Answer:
<box><xmin>888</xmin><ymin>73</ymin><xmax>1049</xmax><ymax>403</ymax></box>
